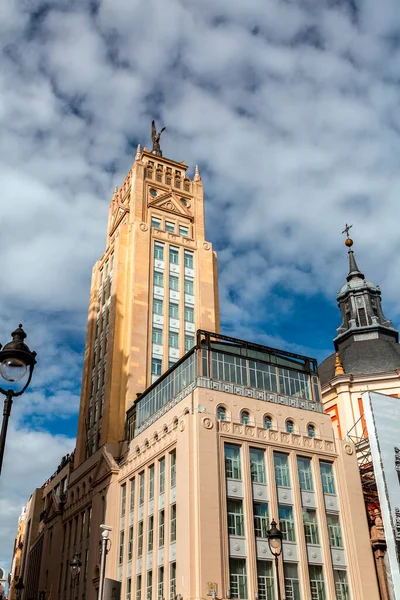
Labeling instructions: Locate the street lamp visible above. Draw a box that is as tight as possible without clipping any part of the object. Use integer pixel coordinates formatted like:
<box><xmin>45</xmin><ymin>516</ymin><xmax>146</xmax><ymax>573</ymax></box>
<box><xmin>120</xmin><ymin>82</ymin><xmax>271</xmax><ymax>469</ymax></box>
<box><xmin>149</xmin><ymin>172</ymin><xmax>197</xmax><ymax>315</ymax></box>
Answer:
<box><xmin>267</xmin><ymin>519</ymin><xmax>283</xmax><ymax>600</ymax></box>
<box><xmin>98</xmin><ymin>524</ymin><xmax>112</xmax><ymax>600</ymax></box>
<box><xmin>0</xmin><ymin>325</ymin><xmax>36</xmax><ymax>475</ymax></box>
<box><xmin>70</xmin><ymin>553</ymin><xmax>82</xmax><ymax>598</ymax></box>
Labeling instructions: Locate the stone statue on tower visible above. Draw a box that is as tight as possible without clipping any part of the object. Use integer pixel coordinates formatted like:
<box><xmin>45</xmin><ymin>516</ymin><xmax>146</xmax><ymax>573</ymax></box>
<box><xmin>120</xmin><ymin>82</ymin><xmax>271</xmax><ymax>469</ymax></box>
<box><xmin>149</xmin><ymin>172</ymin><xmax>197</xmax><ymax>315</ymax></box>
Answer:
<box><xmin>151</xmin><ymin>120</ymin><xmax>166</xmax><ymax>157</ymax></box>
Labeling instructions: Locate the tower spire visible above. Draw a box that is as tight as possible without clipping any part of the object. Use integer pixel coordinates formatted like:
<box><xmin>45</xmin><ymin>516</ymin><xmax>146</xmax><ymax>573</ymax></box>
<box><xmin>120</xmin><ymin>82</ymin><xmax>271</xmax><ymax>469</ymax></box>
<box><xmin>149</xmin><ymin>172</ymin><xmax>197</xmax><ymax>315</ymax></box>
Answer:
<box><xmin>333</xmin><ymin>225</ymin><xmax>398</xmax><ymax>350</ymax></box>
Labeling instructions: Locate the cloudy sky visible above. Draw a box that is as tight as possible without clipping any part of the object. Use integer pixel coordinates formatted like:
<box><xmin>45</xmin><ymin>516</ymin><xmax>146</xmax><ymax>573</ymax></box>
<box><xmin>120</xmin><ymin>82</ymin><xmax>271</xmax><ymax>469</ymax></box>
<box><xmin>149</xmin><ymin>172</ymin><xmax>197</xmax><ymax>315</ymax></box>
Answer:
<box><xmin>2</xmin><ymin>0</ymin><xmax>400</xmax><ymax>573</ymax></box>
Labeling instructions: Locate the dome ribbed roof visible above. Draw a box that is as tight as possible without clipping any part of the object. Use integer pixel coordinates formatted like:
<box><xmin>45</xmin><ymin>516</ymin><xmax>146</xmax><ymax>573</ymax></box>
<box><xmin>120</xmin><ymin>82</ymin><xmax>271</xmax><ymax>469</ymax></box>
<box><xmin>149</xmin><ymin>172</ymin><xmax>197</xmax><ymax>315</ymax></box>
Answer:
<box><xmin>319</xmin><ymin>338</ymin><xmax>400</xmax><ymax>386</ymax></box>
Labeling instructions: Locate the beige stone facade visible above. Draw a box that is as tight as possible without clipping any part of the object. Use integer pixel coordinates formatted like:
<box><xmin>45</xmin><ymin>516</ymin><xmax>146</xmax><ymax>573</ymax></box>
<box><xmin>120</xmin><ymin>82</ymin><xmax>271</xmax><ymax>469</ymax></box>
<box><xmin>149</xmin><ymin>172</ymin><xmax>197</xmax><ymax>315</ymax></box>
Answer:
<box><xmin>8</xmin><ymin>507</ymin><xmax>27</xmax><ymax>600</ymax></box>
<box><xmin>322</xmin><ymin>371</ymin><xmax>400</xmax><ymax>441</ymax></box>
<box><xmin>75</xmin><ymin>147</ymin><xmax>219</xmax><ymax>467</ymax></box>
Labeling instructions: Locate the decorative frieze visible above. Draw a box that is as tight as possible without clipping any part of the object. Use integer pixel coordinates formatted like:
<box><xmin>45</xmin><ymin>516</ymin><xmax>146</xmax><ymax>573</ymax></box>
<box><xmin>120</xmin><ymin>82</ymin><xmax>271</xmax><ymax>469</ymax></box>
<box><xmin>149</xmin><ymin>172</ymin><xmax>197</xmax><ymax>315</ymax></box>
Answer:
<box><xmin>197</xmin><ymin>377</ymin><xmax>324</xmax><ymax>413</ymax></box>
<box><xmin>218</xmin><ymin>421</ymin><xmax>337</xmax><ymax>455</ymax></box>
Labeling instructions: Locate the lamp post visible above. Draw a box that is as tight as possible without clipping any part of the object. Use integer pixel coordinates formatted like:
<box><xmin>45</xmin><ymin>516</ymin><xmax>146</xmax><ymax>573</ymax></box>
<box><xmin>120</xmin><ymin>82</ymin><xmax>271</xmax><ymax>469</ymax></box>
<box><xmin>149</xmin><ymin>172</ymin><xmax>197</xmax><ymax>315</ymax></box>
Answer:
<box><xmin>70</xmin><ymin>553</ymin><xmax>82</xmax><ymax>599</ymax></box>
<box><xmin>267</xmin><ymin>519</ymin><xmax>283</xmax><ymax>600</ymax></box>
<box><xmin>0</xmin><ymin>325</ymin><xmax>36</xmax><ymax>475</ymax></box>
<box><xmin>98</xmin><ymin>524</ymin><xmax>112</xmax><ymax>600</ymax></box>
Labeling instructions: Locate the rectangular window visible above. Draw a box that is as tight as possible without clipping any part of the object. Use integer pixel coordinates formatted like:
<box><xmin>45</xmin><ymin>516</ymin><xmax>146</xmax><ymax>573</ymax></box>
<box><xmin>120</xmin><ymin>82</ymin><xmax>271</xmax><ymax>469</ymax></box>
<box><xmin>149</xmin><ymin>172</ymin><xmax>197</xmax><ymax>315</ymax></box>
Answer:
<box><xmin>184</xmin><ymin>279</ymin><xmax>194</xmax><ymax>294</ymax></box>
<box><xmin>327</xmin><ymin>513</ymin><xmax>343</xmax><ymax>547</ymax></box>
<box><xmin>147</xmin><ymin>571</ymin><xmax>152</xmax><ymax>600</ymax></box>
<box><xmin>229</xmin><ymin>558</ymin><xmax>248</xmax><ymax>600</ymax></box>
<box><xmin>170</xmin><ymin>450</ymin><xmax>176</xmax><ymax>487</ymax></box>
<box><xmin>278</xmin><ymin>368</ymin><xmax>311</xmax><ymax>400</ymax></box>
<box><xmin>169</xmin><ymin>275</ymin><xmax>179</xmax><ymax>291</ymax></box>
<box><xmin>309</xmin><ymin>565</ymin><xmax>325</xmax><ymax>600</ymax></box>
<box><xmin>257</xmin><ymin>561</ymin><xmax>274</xmax><ymax>600</ymax></box>
<box><xmin>149</xmin><ymin>465</ymin><xmax>155</xmax><ymax>500</ymax></box>
<box><xmin>179</xmin><ymin>225</ymin><xmax>189</xmax><ymax>237</ymax></box>
<box><xmin>320</xmin><ymin>461</ymin><xmax>336</xmax><ymax>495</ymax></box>
<box><xmin>139</xmin><ymin>472</ymin><xmax>145</xmax><ymax>505</ymax></box>
<box><xmin>250</xmin><ymin>448</ymin><xmax>266</xmax><ymax>483</ymax></box>
<box><xmin>154</xmin><ymin>244</ymin><xmax>164</xmax><ymax>260</ymax></box>
<box><xmin>159</xmin><ymin>457</ymin><xmax>165</xmax><ymax>493</ymax></box>
<box><xmin>169</xmin><ymin>331</ymin><xmax>179</xmax><ymax>348</ymax></box>
<box><xmin>284</xmin><ymin>564</ymin><xmax>300</xmax><ymax>600</ymax></box>
<box><xmin>303</xmin><ymin>509</ymin><xmax>319</xmax><ymax>545</ymax></box>
<box><xmin>184</xmin><ymin>306</ymin><xmax>194</xmax><ymax>323</ymax></box>
<box><xmin>278</xmin><ymin>505</ymin><xmax>296</xmax><ymax>542</ymax></box>
<box><xmin>130</xmin><ymin>478</ymin><xmax>135</xmax><ymax>512</ymax></box>
<box><xmin>153</xmin><ymin>299</ymin><xmax>163</xmax><ymax>315</ymax></box>
<box><xmin>170</xmin><ymin>504</ymin><xmax>177</xmax><ymax>542</ymax></box>
<box><xmin>127</xmin><ymin>525</ymin><xmax>133</xmax><ymax>561</ymax></box>
<box><xmin>227</xmin><ymin>499</ymin><xmax>245</xmax><ymax>536</ymax></box>
<box><xmin>151</xmin><ymin>358</ymin><xmax>162</xmax><ymax>376</ymax></box>
<box><xmin>169</xmin><ymin>247</ymin><xmax>179</xmax><ymax>265</ymax></box>
<box><xmin>184</xmin><ymin>251</ymin><xmax>194</xmax><ymax>269</ymax></box>
<box><xmin>152</xmin><ymin>328</ymin><xmax>163</xmax><ymax>345</ymax></box>
<box><xmin>253</xmin><ymin>503</ymin><xmax>269</xmax><ymax>538</ymax></box>
<box><xmin>152</xmin><ymin>217</ymin><xmax>161</xmax><ymax>229</ymax></box>
<box><xmin>225</xmin><ymin>444</ymin><xmax>241</xmax><ymax>480</ymax></box>
<box><xmin>248</xmin><ymin>361</ymin><xmax>278</xmax><ymax>393</ymax></box>
<box><xmin>297</xmin><ymin>456</ymin><xmax>313</xmax><ymax>491</ymax></box>
<box><xmin>137</xmin><ymin>521</ymin><xmax>144</xmax><ymax>557</ymax></box>
<box><xmin>154</xmin><ymin>272</ymin><xmax>164</xmax><ymax>287</ymax></box>
<box><xmin>136</xmin><ymin>575</ymin><xmax>142</xmax><ymax>600</ymax></box>
<box><xmin>119</xmin><ymin>531</ymin><xmax>124</xmax><ymax>565</ymax></box>
<box><xmin>334</xmin><ymin>570</ymin><xmax>350</xmax><ymax>600</ymax></box>
<box><xmin>159</xmin><ymin>510</ymin><xmax>165</xmax><ymax>547</ymax></box>
<box><xmin>121</xmin><ymin>484</ymin><xmax>127</xmax><ymax>517</ymax></box>
<box><xmin>169</xmin><ymin>563</ymin><xmax>176</xmax><ymax>600</ymax></box>
<box><xmin>169</xmin><ymin>303</ymin><xmax>179</xmax><ymax>319</ymax></box>
<box><xmin>148</xmin><ymin>515</ymin><xmax>154</xmax><ymax>552</ymax></box>
<box><xmin>126</xmin><ymin>578</ymin><xmax>132</xmax><ymax>600</ymax></box>
<box><xmin>274</xmin><ymin>452</ymin><xmax>290</xmax><ymax>487</ymax></box>
<box><xmin>158</xmin><ymin>566</ymin><xmax>164</xmax><ymax>600</ymax></box>
<box><xmin>165</xmin><ymin>221</ymin><xmax>175</xmax><ymax>232</ymax></box>
<box><xmin>184</xmin><ymin>334</ymin><xmax>195</xmax><ymax>352</ymax></box>
<box><xmin>87</xmin><ymin>508</ymin><xmax>92</xmax><ymax>538</ymax></box>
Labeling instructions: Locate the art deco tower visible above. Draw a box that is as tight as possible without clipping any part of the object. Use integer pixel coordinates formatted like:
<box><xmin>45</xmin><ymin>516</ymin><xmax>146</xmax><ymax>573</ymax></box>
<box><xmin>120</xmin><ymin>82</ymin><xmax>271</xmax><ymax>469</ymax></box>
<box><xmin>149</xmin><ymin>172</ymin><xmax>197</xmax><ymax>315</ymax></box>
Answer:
<box><xmin>75</xmin><ymin>135</ymin><xmax>220</xmax><ymax>465</ymax></box>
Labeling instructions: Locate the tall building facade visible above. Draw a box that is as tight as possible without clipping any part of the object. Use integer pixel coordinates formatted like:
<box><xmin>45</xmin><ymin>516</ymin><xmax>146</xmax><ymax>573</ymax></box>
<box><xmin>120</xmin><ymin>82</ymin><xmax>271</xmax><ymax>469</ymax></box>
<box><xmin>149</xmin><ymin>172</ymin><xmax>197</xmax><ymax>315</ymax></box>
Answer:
<box><xmin>75</xmin><ymin>144</ymin><xmax>219</xmax><ymax>465</ymax></box>
<box><xmin>13</xmin><ymin>141</ymin><xmax>380</xmax><ymax>600</ymax></box>
<box><xmin>320</xmin><ymin>235</ymin><xmax>400</xmax><ymax>599</ymax></box>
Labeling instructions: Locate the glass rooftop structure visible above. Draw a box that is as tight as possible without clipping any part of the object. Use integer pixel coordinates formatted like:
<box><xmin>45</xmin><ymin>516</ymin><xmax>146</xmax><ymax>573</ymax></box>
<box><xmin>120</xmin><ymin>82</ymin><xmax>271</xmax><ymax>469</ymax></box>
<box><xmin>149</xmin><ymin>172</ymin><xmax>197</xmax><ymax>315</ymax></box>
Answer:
<box><xmin>126</xmin><ymin>330</ymin><xmax>322</xmax><ymax>440</ymax></box>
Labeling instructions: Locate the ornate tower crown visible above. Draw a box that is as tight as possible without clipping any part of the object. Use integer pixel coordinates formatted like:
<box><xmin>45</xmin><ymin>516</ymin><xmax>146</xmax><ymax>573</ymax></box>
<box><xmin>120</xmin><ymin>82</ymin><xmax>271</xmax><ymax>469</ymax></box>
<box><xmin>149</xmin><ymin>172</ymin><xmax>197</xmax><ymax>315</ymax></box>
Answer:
<box><xmin>334</xmin><ymin>226</ymin><xmax>398</xmax><ymax>351</ymax></box>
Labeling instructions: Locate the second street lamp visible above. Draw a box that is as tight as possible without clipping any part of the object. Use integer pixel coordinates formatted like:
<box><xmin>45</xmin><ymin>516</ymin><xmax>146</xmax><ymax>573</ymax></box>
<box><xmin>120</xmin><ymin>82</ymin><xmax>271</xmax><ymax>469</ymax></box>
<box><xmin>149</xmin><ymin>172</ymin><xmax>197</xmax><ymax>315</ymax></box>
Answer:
<box><xmin>0</xmin><ymin>325</ymin><xmax>37</xmax><ymax>475</ymax></box>
<box><xmin>267</xmin><ymin>519</ymin><xmax>283</xmax><ymax>600</ymax></box>
<box><xmin>70</xmin><ymin>553</ymin><xmax>82</xmax><ymax>598</ymax></box>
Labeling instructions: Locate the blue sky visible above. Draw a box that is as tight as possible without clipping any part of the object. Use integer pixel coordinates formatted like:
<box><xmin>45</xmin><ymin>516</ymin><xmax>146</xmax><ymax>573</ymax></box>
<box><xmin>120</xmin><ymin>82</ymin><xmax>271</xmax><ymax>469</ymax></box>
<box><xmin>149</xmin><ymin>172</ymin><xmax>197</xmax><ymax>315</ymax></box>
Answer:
<box><xmin>2</xmin><ymin>0</ymin><xmax>400</xmax><ymax>572</ymax></box>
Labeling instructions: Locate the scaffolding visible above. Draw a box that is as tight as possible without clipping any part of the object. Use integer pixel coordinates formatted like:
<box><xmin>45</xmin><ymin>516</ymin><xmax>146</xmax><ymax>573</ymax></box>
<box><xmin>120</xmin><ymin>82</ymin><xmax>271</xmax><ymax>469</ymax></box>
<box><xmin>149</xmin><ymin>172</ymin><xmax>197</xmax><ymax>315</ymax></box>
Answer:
<box><xmin>347</xmin><ymin>415</ymin><xmax>381</xmax><ymax>518</ymax></box>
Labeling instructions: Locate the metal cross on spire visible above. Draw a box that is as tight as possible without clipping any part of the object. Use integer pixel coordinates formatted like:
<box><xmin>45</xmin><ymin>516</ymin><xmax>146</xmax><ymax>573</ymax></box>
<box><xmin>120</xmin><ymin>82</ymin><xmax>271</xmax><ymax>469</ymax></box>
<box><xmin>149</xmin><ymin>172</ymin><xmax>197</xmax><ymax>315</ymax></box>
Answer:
<box><xmin>342</xmin><ymin>223</ymin><xmax>353</xmax><ymax>238</ymax></box>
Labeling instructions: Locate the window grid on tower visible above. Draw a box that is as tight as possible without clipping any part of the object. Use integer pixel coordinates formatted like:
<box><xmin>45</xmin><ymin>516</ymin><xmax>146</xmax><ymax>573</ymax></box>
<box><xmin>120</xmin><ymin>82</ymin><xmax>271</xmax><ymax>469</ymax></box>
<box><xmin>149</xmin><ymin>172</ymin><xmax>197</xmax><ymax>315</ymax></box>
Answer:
<box><xmin>152</xmin><ymin>241</ymin><xmax>165</xmax><ymax>381</ymax></box>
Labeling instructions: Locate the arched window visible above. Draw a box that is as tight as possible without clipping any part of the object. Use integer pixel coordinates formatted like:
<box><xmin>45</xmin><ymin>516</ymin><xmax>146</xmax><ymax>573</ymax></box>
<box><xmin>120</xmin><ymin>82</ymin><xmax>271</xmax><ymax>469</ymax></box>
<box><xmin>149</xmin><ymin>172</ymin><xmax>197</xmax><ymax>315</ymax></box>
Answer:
<box><xmin>217</xmin><ymin>406</ymin><xmax>227</xmax><ymax>421</ymax></box>
<box><xmin>286</xmin><ymin>420</ymin><xmax>295</xmax><ymax>434</ymax></box>
<box><xmin>264</xmin><ymin>415</ymin><xmax>272</xmax><ymax>430</ymax></box>
<box><xmin>241</xmin><ymin>411</ymin><xmax>250</xmax><ymax>425</ymax></box>
<box><xmin>307</xmin><ymin>424</ymin><xmax>316</xmax><ymax>438</ymax></box>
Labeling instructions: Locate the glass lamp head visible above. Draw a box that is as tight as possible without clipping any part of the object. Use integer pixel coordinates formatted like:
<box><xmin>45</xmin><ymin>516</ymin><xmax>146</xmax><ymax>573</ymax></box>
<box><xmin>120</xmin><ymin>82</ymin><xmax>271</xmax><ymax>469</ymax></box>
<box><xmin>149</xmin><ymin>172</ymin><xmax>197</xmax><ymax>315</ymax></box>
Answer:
<box><xmin>0</xmin><ymin>358</ymin><xmax>27</xmax><ymax>382</ymax></box>
<box><xmin>267</xmin><ymin>519</ymin><xmax>283</xmax><ymax>556</ymax></box>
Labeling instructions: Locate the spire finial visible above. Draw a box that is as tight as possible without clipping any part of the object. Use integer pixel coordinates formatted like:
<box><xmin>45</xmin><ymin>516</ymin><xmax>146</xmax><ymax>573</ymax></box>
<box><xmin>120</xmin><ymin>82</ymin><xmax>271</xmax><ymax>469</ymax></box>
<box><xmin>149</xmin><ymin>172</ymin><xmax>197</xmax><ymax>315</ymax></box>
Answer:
<box><xmin>194</xmin><ymin>164</ymin><xmax>201</xmax><ymax>181</ymax></box>
<box><xmin>135</xmin><ymin>144</ymin><xmax>142</xmax><ymax>160</ymax></box>
<box><xmin>334</xmin><ymin>352</ymin><xmax>345</xmax><ymax>376</ymax></box>
<box><xmin>113</xmin><ymin>185</ymin><xmax>118</xmax><ymax>194</ymax></box>
<box><xmin>341</xmin><ymin>224</ymin><xmax>364</xmax><ymax>281</ymax></box>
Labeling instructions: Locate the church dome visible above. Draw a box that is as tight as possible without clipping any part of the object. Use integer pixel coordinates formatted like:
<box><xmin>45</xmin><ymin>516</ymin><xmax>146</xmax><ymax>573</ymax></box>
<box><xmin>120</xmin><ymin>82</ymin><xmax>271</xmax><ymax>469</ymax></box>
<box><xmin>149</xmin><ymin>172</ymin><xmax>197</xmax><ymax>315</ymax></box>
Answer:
<box><xmin>319</xmin><ymin>338</ymin><xmax>400</xmax><ymax>386</ymax></box>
